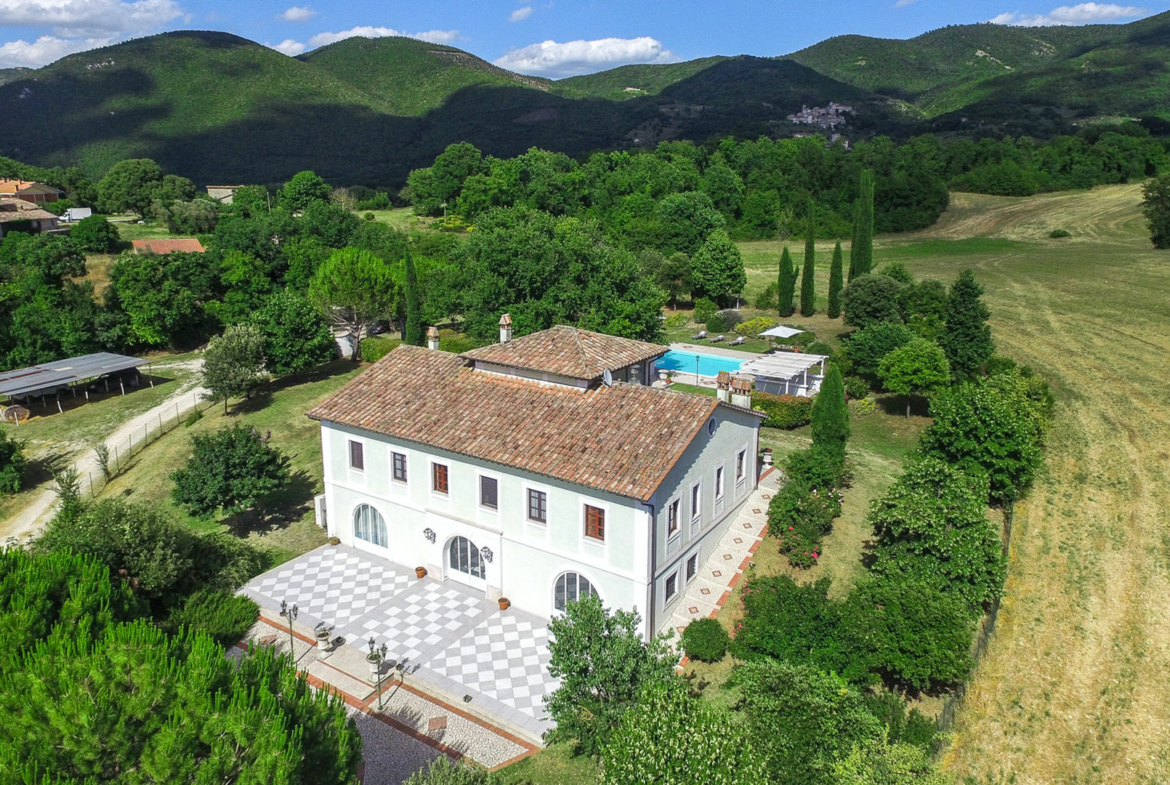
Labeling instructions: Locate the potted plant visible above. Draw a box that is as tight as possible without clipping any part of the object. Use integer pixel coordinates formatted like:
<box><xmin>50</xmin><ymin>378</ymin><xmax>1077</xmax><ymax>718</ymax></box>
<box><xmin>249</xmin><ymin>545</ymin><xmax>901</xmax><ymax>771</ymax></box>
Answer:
<box><xmin>316</xmin><ymin>627</ymin><xmax>332</xmax><ymax>652</ymax></box>
<box><xmin>415</xmin><ymin>566</ymin><xmax>427</xmax><ymax>579</ymax></box>
<box><xmin>761</xmin><ymin>447</ymin><xmax>773</xmax><ymax>466</ymax></box>
<box><xmin>498</xmin><ymin>597</ymin><xmax>511</xmax><ymax>611</ymax></box>
<box><xmin>328</xmin><ymin>536</ymin><xmax>340</xmax><ymax>546</ymax></box>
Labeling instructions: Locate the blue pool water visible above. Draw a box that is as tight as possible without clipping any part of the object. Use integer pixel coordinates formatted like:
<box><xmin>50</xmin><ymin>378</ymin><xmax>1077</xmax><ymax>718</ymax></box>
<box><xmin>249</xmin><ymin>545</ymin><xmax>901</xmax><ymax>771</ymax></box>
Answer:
<box><xmin>656</xmin><ymin>349</ymin><xmax>745</xmax><ymax>377</ymax></box>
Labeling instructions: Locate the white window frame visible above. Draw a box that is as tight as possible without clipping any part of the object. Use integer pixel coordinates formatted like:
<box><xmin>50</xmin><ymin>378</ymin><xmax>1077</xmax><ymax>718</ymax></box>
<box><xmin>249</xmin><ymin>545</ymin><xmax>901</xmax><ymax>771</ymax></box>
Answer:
<box><xmin>551</xmin><ymin>569</ymin><xmax>603</xmax><ymax>616</ymax></box>
<box><xmin>664</xmin><ymin>570</ymin><xmax>679</xmax><ymax>604</ymax></box>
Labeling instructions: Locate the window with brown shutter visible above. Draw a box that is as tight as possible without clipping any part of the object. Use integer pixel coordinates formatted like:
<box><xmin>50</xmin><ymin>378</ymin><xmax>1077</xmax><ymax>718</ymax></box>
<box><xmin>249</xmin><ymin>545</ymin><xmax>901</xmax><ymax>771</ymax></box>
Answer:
<box><xmin>432</xmin><ymin>463</ymin><xmax>448</xmax><ymax>494</ymax></box>
<box><xmin>584</xmin><ymin>505</ymin><xmax>605</xmax><ymax>541</ymax></box>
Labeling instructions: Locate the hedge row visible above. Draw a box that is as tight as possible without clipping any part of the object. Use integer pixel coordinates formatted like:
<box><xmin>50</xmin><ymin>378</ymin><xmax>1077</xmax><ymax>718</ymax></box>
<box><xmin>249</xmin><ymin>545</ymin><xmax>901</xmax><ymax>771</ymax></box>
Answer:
<box><xmin>751</xmin><ymin>392</ymin><xmax>813</xmax><ymax>429</ymax></box>
<box><xmin>359</xmin><ymin>336</ymin><xmax>402</xmax><ymax>363</ymax></box>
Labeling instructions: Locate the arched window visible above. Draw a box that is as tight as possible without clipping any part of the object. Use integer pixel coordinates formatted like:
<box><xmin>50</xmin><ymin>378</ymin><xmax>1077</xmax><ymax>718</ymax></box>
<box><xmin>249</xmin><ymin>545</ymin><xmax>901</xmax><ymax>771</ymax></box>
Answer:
<box><xmin>353</xmin><ymin>504</ymin><xmax>387</xmax><ymax>547</ymax></box>
<box><xmin>448</xmin><ymin>536</ymin><xmax>484</xmax><ymax>579</ymax></box>
<box><xmin>554</xmin><ymin>572</ymin><xmax>599</xmax><ymax>612</ymax></box>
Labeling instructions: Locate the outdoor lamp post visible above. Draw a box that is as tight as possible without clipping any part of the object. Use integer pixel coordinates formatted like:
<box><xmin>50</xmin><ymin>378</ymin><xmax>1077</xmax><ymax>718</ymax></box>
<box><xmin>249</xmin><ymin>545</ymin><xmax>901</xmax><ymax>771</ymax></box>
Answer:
<box><xmin>279</xmin><ymin>600</ymin><xmax>298</xmax><ymax>661</ymax></box>
<box><xmin>367</xmin><ymin>637</ymin><xmax>389</xmax><ymax>707</ymax></box>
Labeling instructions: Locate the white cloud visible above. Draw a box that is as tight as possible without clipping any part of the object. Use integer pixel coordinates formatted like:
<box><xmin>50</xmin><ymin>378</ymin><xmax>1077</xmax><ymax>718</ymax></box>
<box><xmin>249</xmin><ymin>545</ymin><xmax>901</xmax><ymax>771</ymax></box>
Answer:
<box><xmin>307</xmin><ymin>25</ymin><xmax>459</xmax><ymax>48</ymax></box>
<box><xmin>0</xmin><ymin>34</ymin><xmax>113</xmax><ymax>67</ymax></box>
<box><xmin>270</xmin><ymin>38</ymin><xmax>306</xmax><ymax>56</ymax></box>
<box><xmin>280</xmin><ymin>6</ymin><xmax>316</xmax><ymax>22</ymax></box>
<box><xmin>0</xmin><ymin>0</ymin><xmax>183</xmax><ymax>37</ymax></box>
<box><xmin>494</xmin><ymin>36</ymin><xmax>679</xmax><ymax>78</ymax></box>
<box><xmin>990</xmin><ymin>3</ymin><xmax>1148</xmax><ymax>26</ymax></box>
<box><xmin>510</xmin><ymin>6</ymin><xmax>533</xmax><ymax>22</ymax></box>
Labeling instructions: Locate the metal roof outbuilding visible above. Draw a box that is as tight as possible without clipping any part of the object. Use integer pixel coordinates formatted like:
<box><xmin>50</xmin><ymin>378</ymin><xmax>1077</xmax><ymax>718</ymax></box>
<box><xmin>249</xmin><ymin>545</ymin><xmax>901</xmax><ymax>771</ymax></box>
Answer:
<box><xmin>0</xmin><ymin>352</ymin><xmax>149</xmax><ymax>400</ymax></box>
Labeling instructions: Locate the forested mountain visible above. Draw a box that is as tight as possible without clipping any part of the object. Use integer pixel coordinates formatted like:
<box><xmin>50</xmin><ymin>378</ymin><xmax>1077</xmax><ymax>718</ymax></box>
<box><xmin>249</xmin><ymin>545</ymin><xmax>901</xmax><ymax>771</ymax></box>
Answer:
<box><xmin>3</xmin><ymin>12</ymin><xmax>1170</xmax><ymax>188</ymax></box>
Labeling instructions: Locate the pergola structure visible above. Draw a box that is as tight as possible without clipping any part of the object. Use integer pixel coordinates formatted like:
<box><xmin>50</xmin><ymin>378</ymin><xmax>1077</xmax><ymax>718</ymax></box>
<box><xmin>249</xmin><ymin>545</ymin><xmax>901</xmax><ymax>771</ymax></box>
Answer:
<box><xmin>0</xmin><ymin>352</ymin><xmax>151</xmax><ymax>420</ymax></box>
<box><xmin>739</xmin><ymin>352</ymin><xmax>829</xmax><ymax>398</ymax></box>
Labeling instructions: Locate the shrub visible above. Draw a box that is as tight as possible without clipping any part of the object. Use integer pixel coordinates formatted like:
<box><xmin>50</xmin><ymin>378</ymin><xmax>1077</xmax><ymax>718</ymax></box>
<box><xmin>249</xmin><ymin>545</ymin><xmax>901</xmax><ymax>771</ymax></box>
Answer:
<box><xmin>832</xmin><ymin>736</ymin><xmax>951</xmax><ymax>785</ymax></box>
<box><xmin>171</xmin><ymin>425</ymin><xmax>291</xmax><ymax>517</ymax></box>
<box><xmin>769</xmin><ymin>475</ymin><xmax>842</xmax><ymax>568</ymax></box>
<box><xmin>754</xmin><ymin>281</ymin><xmax>779</xmax><ymax>311</ymax></box>
<box><xmin>166</xmin><ymin>588</ymin><xmax>259</xmax><ymax>647</ymax></box>
<box><xmin>878</xmin><ymin>338</ymin><xmax>951</xmax><ymax>402</ymax></box>
<box><xmin>680</xmin><ymin>617</ymin><xmax>730</xmax><ymax>662</ymax></box>
<box><xmin>751</xmin><ymin>392</ymin><xmax>813</xmax><ymax>429</ymax></box>
<box><xmin>602</xmin><ymin>679</ymin><xmax>765</xmax><ymax>785</ymax></box>
<box><xmin>0</xmin><ymin>430</ymin><xmax>26</xmax><ymax>495</ymax></box>
<box><xmin>861</xmin><ymin>691</ymin><xmax>939</xmax><ymax>751</ymax></box>
<box><xmin>842</xmin><ymin>275</ymin><xmax>904</xmax><ymax>328</ymax></box>
<box><xmin>438</xmin><ymin>330</ymin><xmax>484</xmax><ymax>354</ymax></box>
<box><xmin>921</xmin><ymin>370</ymin><xmax>1047</xmax><ymax>503</ymax></box>
<box><xmin>1049</xmin><ymin>228</ymin><xmax>1071</xmax><ymax>238</ymax></box>
<box><xmin>791</xmin><ymin>330</ymin><xmax>816</xmax><ymax>350</ymax></box>
<box><xmin>364</xmin><ymin>212</ymin><xmax>376</xmax><ymax>221</ymax></box>
<box><xmin>731</xmin><ymin>577</ymin><xmax>853</xmax><ymax>675</ymax></box>
<box><xmin>183</xmin><ymin>410</ymin><xmax>202</xmax><ymax>427</ymax></box>
<box><xmin>806</xmin><ymin>340</ymin><xmax>833</xmax><ymax>355</ymax></box>
<box><xmin>716</xmin><ymin>308</ymin><xmax>743</xmax><ymax>329</ymax></box>
<box><xmin>846</xmin><ymin>322</ymin><xmax>914</xmax><ymax>380</ymax></box>
<box><xmin>69</xmin><ymin>214</ymin><xmax>120</xmax><ymax>252</ymax></box>
<box><xmin>693</xmin><ymin>297</ymin><xmax>717</xmax><ymax>323</ymax></box>
<box><xmin>853</xmin><ymin>396</ymin><xmax>877</xmax><ymax>417</ymax></box>
<box><xmin>785</xmin><ymin>445</ymin><xmax>849</xmax><ymax>491</ymax></box>
<box><xmin>705</xmin><ymin>314</ymin><xmax>727</xmax><ymax>333</ymax></box>
<box><xmin>735</xmin><ymin>315</ymin><xmax>777</xmax><ymax>337</ymax></box>
<box><xmin>405</xmin><ymin>757</ymin><xmax>497</xmax><ymax>785</ymax></box>
<box><xmin>811</xmin><ymin>366</ymin><xmax>849</xmax><ymax>459</ymax></box>
<box><xmin>664</xmin><ymin>311</ymin><xmax>689</xmax><ymax>328</ymax></box>
<box><xmin>732</xmin><ymin>660</ymin><xmax>884</xmax><ymax>785</ymax></box>
<box><xmin>360</xmin><ymin>335</ymin><xmax>402</xmax><ymax>363</ymax></box>
<box><xmin>843</xmin><ymin>375</ymin><xmax>870</xmax><ymax>400</ymax></box>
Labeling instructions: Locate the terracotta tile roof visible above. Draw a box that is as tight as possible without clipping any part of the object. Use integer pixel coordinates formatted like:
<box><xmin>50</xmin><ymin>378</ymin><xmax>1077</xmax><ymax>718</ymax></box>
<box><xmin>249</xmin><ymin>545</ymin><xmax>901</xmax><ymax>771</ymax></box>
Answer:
<box><xmin>461</xmin><ymin>325</ymin><xmax>667</xmax><ymax>381</ymax></box>
<box><xmin>308</xmin><ymin>344</ymin><xmax>753</xmax><ymax>501</ymax></box>
<box><xmin>131</xmin><ymin>238</ymin><xmax>206</xmax><ymax>254</ymax></box>
<box><xmin>0</xmin><ymin>179</ymin><xmax>61</xmax><ymax>194</ymax></box>
<box><xmin>0</xmin><ymin>198</ymin><xmax>57</xmax><ymax>223</ymax></box>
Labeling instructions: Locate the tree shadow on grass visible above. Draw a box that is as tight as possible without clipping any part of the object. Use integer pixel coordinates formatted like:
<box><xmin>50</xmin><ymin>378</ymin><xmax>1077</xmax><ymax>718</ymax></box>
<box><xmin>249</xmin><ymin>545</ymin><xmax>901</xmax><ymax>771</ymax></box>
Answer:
<box><xmin>224</xmin><ymin>469</ymin><xmax>316</xmax><ymax>536</ymax></box>
<box><xmin>228</xmin><ymin>360</ymin><xmax>360</xmax><ymax>417</ymax></box>
<box><xmin>875</xmin><ymin>394</ymin><xmax>930</xmax><ymax>419</ymax></box>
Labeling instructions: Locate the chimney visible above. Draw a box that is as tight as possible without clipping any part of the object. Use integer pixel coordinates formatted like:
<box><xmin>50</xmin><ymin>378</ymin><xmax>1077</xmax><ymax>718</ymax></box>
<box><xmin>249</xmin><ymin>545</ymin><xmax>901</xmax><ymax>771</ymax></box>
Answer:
<box><xmin>426</xmin><ymin>326</ymin><xmax>440</xmax><ymax>351</ymax></box>
<box><xmin>715</xmin><ymin>371</ymin><xmax>731</xmax><ymax>404</ymax></box>
<box><xmin>499</xmin><ymin>313</ymin><xmax>513</xmax><ymax>344</ymax></box>
<box><xmin>731</xmin><ymin>376</ymin><xmax>754</xmax><ymax>409</ymax></box>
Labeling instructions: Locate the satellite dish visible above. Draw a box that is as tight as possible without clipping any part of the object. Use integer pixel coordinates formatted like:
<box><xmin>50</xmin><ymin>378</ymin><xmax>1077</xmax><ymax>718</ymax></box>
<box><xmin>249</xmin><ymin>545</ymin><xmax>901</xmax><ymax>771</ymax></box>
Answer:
<box><xmin>602</xmin><ymin>369</ymin><xmax>613</xmax><ymax>387</ymax></box>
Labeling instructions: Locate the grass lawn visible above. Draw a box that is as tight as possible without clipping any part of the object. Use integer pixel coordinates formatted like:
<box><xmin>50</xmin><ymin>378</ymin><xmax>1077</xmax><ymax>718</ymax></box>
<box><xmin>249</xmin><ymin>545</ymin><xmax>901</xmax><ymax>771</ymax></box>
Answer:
<box><xmin>367</xmin><ymin>207</ymin><xmax>440</xmax><ymax>234</ymax></box>
<box><xmin>113</xmin><ymin>220</ymin><xmax>182</xmax><ymax>242</ymax></box>
<box><xmin>95</xmin><ymin>359</ymin><xmax>361</xmax><ymax>566</ymax></box>
<box><xmin>496</xmin><ymin>743</ymin><xmax>599</xmax><ymax>785</ymax></box>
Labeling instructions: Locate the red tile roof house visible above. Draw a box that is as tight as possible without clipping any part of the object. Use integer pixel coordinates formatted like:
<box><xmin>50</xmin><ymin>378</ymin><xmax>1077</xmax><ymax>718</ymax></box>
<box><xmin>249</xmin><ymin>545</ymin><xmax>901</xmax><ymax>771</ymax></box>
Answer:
<box><xmin>0</xmin><ymin>197</ymin><xmax>60</xmax><ymax>239</ymax></box>
<box><xmin>0</xmin><ymin>179</ymin><xmax>63</xmax><ymax>205</ymax></box>
<box><xmin>131</xmin><ymin>238</ymin><xmax>206</xmax><ymax>254</ymax></box>
<box><xmin>308</xmin><ymin>318</ymin><xmax>764</xmax><ymax>637</ymax></box>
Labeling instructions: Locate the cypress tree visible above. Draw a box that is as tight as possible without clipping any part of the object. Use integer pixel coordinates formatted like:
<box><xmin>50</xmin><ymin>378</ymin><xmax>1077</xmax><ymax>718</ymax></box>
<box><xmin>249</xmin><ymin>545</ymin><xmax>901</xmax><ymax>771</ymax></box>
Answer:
<box><xmin>800</xmin><ymin>201</ymin><xmax>816</xmax><ymax>316</ymax></box>
<box><xmin>811</xmin><ymin>365</ymin><xmax>850</xmax><ymax>460</ymax></box>
<box><xmin>939</xmin><ymin>269</ymin><xmax>993</xmax><ymax>380</ymax></box>
<box><xmin>778</xmin><ymin>246</ymin><xmax>796</xmax><ymax>317</ymax></box>
<box><xmin>403</xmin><ymin>248</ymin><xmax>424</xmax><ymax>346</ymax></box>
<box><xmin>827</xmin><ymin>240</ymin><xmax>844</xmax><ymax>319</ymax></box>
<box><xmin>849</xmin><ymin>170</ymin><xmax>874</xmax><ymax>281</ymax></box>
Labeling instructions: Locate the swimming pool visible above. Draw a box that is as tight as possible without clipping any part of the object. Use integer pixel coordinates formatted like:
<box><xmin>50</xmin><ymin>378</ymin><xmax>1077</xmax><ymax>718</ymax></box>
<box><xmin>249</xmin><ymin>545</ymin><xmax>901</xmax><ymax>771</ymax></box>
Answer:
<box><xmin>656</xmin><ymin>349</ymin><xmax>746</xmax><ymax>378</ymax></box>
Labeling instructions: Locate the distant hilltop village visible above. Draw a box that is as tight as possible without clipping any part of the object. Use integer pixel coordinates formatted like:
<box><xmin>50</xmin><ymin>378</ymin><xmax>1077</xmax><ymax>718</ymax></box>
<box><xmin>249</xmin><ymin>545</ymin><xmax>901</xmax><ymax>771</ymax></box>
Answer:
<box><xmin>788</xmin><ymin>102</ymin><xmax>853</xmax><ymax>129</ymax></box>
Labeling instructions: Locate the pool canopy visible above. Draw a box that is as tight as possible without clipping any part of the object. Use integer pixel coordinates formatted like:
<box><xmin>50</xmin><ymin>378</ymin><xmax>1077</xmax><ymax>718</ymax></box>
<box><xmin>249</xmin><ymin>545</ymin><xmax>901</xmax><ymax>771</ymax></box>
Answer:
<box><xmin>0</xmin><ymin>352</ymin><xmax>149</xmax><ymax>400</ymax></box>
<box><xmin>758</xmin><ymin>325</ymin><xmax>805</xmax><ymax>339</ymax></box>
<box><xmin>739</xmin><ymin>352</ymin><xmax>828</xmax><ymax>382</ymax></box>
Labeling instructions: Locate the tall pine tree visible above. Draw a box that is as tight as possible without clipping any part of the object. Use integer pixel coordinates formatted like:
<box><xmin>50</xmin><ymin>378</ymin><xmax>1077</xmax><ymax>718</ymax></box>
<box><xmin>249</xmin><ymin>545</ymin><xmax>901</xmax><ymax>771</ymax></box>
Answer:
<box><xmin>403</xmin><ymin>248</ymin><xmax>424</xmax><ymax>346</ymax></box>
<box><xmin>812</xmin><ymin>365</ymin><xmax>850</xmax><ymax>461</ymax></box>
<box><xmin>940</xmin><ymin>269</ymin><xmax>993</xmax><ymax>380</ymax></box>
<box><xmin>778</xmin><ymin>246</ymin><xmax>796</xmax><ymax>318</ymax></box>
<box><xmin>827</xmin><ymin>240</ymin><xmax>844</xmax><ymax>319</ymax></box>
<box><xmin>800</xmin><ymin>201</ymin><xmax>816</xmax><ymax>316</ymax></box>
<box><xmin>849</xmin><ymin>170</ymin><xmax>874</xmax><ymax>281</ymax></box>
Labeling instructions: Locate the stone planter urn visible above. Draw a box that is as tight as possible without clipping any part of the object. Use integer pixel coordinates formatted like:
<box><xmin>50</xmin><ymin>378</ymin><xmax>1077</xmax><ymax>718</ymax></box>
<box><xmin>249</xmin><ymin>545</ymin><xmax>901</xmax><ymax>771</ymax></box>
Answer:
<box><xmin>415</xmin><ymin>566</ymin><xmax>427</xmax><ymax>579</ymax></box>
<box><xmin>316</xmin><ymin>629</ymin><xmax>331</xmax><ymax>652</ymax></box>
<box><xmin>367</xmin><ymin>655</ymin><xmax>381</xmax><ymax>682</ymax></box>
<box><xmin>498</xmin><ymin>597</ymin><xmax>511</xmax><ymax>611</ymax></box>
<box><xmin>658</xmin><ymin>369</ymin><xmax>669</xmax><ymax>383</ymax></box>
<box><xmin>762</xmin><ymin>448</ymin><xmax>773</xmax><ymax>467</ymax></box>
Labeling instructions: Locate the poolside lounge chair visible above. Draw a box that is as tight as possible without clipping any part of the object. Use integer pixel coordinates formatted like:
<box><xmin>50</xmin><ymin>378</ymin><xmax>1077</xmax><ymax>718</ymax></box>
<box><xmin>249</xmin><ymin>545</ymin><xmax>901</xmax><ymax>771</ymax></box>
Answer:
<box><xmin>709</xmin><ymin>334</ymin><xmax>725</xmax><ymax>343</ymax></box>
<box><xmin>729</xmin><ymin>336</ymin><xmax>746</xmax><ymax>346</ymax></box>
<box><xmin>692</xmin><ymin>330</ymin><xmax>708</xmax><ymax>340</ymax></box>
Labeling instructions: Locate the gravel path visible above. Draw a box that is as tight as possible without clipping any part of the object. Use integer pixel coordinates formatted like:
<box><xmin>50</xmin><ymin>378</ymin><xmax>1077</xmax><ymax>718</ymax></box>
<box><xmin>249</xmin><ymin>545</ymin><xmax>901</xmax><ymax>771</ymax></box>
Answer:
<box><xmin>0</xmin><ymin>360</ymin><xmax>206</xmax><ymax>542</ymax></box>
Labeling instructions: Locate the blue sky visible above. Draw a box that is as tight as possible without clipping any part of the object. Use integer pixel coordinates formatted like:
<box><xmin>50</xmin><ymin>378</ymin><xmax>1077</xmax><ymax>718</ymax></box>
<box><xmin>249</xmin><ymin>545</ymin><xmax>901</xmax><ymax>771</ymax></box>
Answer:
<box><xmin>1</xmin><ymin>1</ymin><xmax>1166</xmax><ymax>73</ymax></box>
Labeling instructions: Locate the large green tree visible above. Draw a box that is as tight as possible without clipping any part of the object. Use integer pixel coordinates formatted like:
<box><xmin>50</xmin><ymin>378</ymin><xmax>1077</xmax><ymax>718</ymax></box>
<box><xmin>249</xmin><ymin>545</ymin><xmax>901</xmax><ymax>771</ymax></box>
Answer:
<box><xmin>827</xmin><ymin>240</ymin><xmax>844</xmax><ymax>319</ymax></box>
<box><xmin>545</xmin><ymin>595</ymin><xmax>674</xmax><ymax>756</ymax></box>
<box><xmin>811</xmin><ymin>365</ymin><xmax>850</xmax><ymax>460</ymax></box>
<box><xmin>97</xmin><ymin>158</ymin><xmax>163</xmax><ymax>218</ymax></box>
<box><xmin>251</xmin><ymin>291</ymin><xmax>336</xmax><ymax>376</ymax></box>
<box><xmin>778</xmin><ymin>246</ymin><xmax>796</xmax><ymax>317</ymax></box>
<box><xmin>1141</xmin><ymin>174</ymin><xmax>1170</xmax><ymax>248</ymax></box>
<box><xmin>308</xmin><ymin>248</ymin><xmax>397</xmax><ymax>361</ymax></box>
<box><xmin>172</xmin><ymin>424</ymin><xmax>291</xmax><ymax>517</ymax></box>
<box><xmin>690</xmin><ymin>228</ymin><xmax>745</xmax><ymax>305</ymax></box>
<box><xmin>69</xmin><ymin>214</ymin><xmax>120</xmax><ymax>253</ymax></box>
<box><xmin>939</xmin><ymin>269</ymin><xmax>993</xmax><ymax>380</ymax></box>
<box><xmin>279</xmin><ymin>170</ymin><xmax>332</xmax><ymax>213</ymax></box>
<box><xmin>800</xmin><ymin>201</ymin><xmax>816</xmax><ymax>316</ymax></box>
<box><xmin>849</xmin><ymin>170</ymin><xmax>874</xmax><ymax>281</ymax></box>
<box><xmin>0</xmin><ymin>430</ymin><xmax>25</xmax><ymax>494</ymax></box>
<box><xmin>201</xmin><ymin>323</ymin><xmax>267</xmax><ymax>411</ymax></box>
<box><xmin>878</xmin><ymin>337</ymin><xmax>951</xmax><ymax>416</ymax></box>
<box><xmin>108</xmin><ymin>250</ymin><xmax>219</xmax><ymax>348</ymax></box>
<box><xmin>842</xmin><ymin>274</ymin><xmax>903</xmax><ymax>329</ymax></box>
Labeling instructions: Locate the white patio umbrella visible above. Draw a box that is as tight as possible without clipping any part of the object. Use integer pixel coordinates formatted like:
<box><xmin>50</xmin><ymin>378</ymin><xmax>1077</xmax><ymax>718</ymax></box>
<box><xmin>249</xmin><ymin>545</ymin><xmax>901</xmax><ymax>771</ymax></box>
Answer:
<box><xmin>758</xmin><ymin>325</ymin><xmax>805</xmax><ymax>339</ymax></box>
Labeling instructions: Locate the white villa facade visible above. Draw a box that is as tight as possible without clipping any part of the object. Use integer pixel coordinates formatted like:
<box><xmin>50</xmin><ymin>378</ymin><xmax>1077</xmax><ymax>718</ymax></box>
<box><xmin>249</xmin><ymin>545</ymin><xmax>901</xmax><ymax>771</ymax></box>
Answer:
<box><xmin>310</xmin><ymin>321</ymin><xmax>764</xmax><ymax>637</ymax></box>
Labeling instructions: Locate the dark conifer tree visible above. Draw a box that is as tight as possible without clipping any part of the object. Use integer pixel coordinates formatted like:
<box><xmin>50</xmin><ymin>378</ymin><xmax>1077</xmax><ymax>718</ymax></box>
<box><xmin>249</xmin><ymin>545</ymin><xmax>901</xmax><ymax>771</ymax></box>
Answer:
<box><xmin>849</xmin><ymin>170</ymin><xmax>874</xmax><ymax>281</ymax></box>
<box><xmin>940</xmin><ymin>269</ymin><xmax>993</xmax><ymax>380</ymax></box>
<box><xmin>827</xmin><ymin>240</ymin><xmax>844</xmax><ymax>319</ymax></box>
<box><xmin>403</xmin><ymin>248</ymin><xmax>424</xmax><ymax>346</ymax></box>
<box><xmin>800</xmin><ymin>201</ymin><xmax>816</xmax><ymax>316</ymax></box>
<box><xmin>778</xmin><ymin>246</ymin><xmax>796</xmax><ymax>318</ymax></box>
<box><xmin>811</xmin><ymin>365</ymin><xmax>850</xmax><ymax>461</ymax></box>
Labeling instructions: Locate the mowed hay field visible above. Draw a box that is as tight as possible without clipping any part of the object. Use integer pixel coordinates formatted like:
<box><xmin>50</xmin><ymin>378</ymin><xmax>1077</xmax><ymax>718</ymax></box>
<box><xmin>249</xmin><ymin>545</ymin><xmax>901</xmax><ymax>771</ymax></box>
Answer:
<box><xmin>783</xmin><ymin>183</ymin><xmax>1169</xmax><ymax>784</ymax></box>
